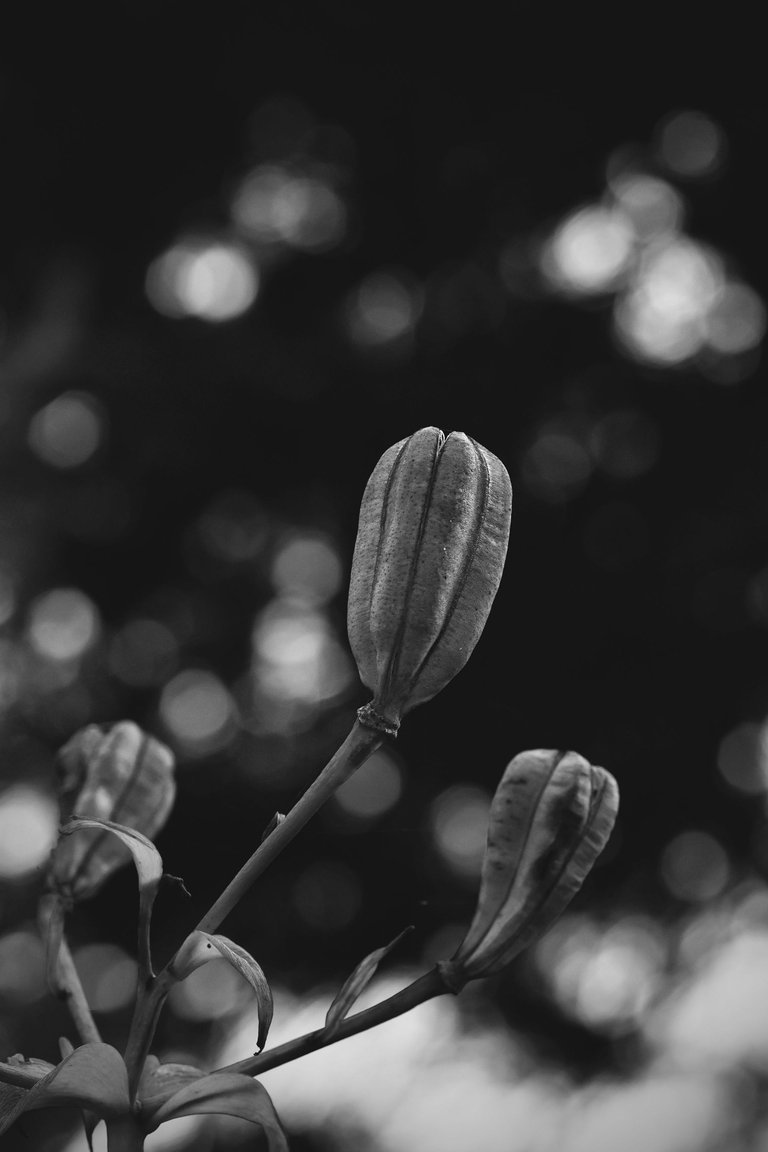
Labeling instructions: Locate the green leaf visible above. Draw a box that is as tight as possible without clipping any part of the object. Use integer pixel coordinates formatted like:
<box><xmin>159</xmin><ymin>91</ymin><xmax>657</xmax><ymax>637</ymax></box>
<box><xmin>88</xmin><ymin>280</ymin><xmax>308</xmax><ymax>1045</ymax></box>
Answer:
<box><xmin>145</xmin><ymin>1072</ymin><xmax>287</xmax><ymax>1149</ymax></box>
<box><xmin>172</xmin><ymin>931</ymin><xmax>274</xmax><ymax>1051</ymax></box>
<box><xmin>325</xmin><ymin>926</ymin><xmax>413</xmax><ymax>1037</ymax></box>
<box><xmin>0</xmin><ymin>1043</ymin><xmax>129</xmax><ymax>1135</ymax></box>
<box><xmin>61</xmin><ymin>818</ymin><xmax>163</xmax><ymax>977</ymax></box>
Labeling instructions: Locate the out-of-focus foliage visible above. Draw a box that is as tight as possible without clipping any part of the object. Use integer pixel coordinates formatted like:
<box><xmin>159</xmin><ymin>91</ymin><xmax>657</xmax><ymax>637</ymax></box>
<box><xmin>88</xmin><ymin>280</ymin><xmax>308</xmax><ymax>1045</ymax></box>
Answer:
<box><xmin>2</xmin><ymin>10</ymin><xmax>768</xmax><ymax>1149</ymax></box>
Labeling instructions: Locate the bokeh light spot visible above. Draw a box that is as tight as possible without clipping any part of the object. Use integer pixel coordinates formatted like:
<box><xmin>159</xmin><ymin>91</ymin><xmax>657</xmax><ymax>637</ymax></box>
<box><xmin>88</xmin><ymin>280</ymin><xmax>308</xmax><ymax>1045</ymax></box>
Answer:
<box><xmin>270</xmin><ymin>532</ymin><xmax>343</xmax><ymax>606</ymax></box>
<box><xmin>429</xmin><ymin>785</ymin><xmax>491</xmax><ymax>880</ymax></box>
<box><xmin>0</xmin><ymin>786</ymin><xmax>58</xmax><ymax>878</ymax></box>
<box><xmin>0</xmin><ymin>928</ymin><xmax>46</xmax><ymax>1002</ymax></box>
<box><xmin>345</xmin><ymin>271</ymin><xmax>422</xmax><ymax>348</ymax></box>
<box><xmin>27</xmin><ymin>587</ymin><xmax>100</xmax><ymax>662</ymax></box>
<box><xmin>521</xmin><ymin>428</ymin><xmax>593</xmax><ymax>504</ymax></box>
<box><xmin>231</xmin><ymin>164</ymin><xmax>347</xmax><ymax>252</ymax></box>
<box><xmin>655</xmin><ymin>110</ymin><xmax>727</xmax><ymax>179</ymax></box>
<box><xmin>146</xmin><ymin>239</ymin><xmax>258</xmax><ymax>322</ymax></box>
<box><xmin>109</xmin><ymin>618</ymin><xmax>179</xmax><ymax>688</ymax></box>
<box><xmin>614</xmin><ymin>238</ymin><xmax>724</xmax><ymax>364</ymax></box>
<box><xmin>609</xmin><ymin>174</ymin><xmax>683</xmax><ymax>242</ymax></box>
<box><xmin>169</xmin><ymin>954</ymin><xmax>247</xmax><ymax>1021</ymax></box>
<box><xmin>705</xmin><ymin>281</ymin><xmax>766</xmax><ymax>355</ymax></box>
<box><xmin>660</xmin><ymin>830</ymin><xmax>730</xmax><ymax>902</ymax></box>
<box><xmin>541</xmin><ymin>205</ymin><xmax>635</xmax><ymax>295</ymax></box>
<box><xmin>160</xmin><ymin>669</ymin><xmax>237</xmax><ymax>754</ymax></box>
<box><xmin>537</xmin><ymin>915</ymin><xmax>666</xmax><ymax>1034</ymax></box>
<box><xmin>28</xmin><ymin>391</ymin><xmax>105</xmax><ymax>469</ymax></box>
<box><xmin>333</xmin><ymin>749</ymin><xmax>403</xmax><ymax>821</ymax></box>
<box><xmin>252</xmin><ymin>601</ymin><xmax>353</xmax><ymax>709</ymax></box>
<box><xmin>717</xmin><ymin>721</ymin><xmax>768</xmax><ymax>795</ymax></box>
<box><xmin>72</xmin><ymin>944</ymin><xmax>138</xmax><ymax>1013</ymax></box>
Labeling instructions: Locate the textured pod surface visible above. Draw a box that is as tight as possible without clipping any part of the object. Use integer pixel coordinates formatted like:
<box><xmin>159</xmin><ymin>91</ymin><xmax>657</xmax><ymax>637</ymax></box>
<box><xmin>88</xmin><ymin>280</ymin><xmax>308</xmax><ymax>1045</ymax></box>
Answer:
<box><xmin>348</xmin><ymin>427</ymin><xmax>512</xmax><ymax>729</ymax></box>
<box><xmin>50</xmin><ymin>721</ymin><xmax>175</xmax><ymax>901</ymax></box>
<box><xmin>445</xmin><ymin>749</ymin><xmax>618</xmax><ymax>983</ymax></box>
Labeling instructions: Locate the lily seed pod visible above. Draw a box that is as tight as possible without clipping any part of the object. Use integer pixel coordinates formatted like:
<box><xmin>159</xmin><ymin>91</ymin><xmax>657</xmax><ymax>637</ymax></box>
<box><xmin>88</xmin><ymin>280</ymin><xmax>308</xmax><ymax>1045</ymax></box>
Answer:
<box><xmin>50</xmin><ymin>721</ymin><xmax>176</xmax><ymax>902</ymax></box>
<box><xmin>439</xmin><ymin>749</ymin><xmax>618</xmax><ymax>989</ymax></box>
<box><xmin>348</xmin><ymin>427</ymin><xmax>512</xmax><ymax>735</ymax></box>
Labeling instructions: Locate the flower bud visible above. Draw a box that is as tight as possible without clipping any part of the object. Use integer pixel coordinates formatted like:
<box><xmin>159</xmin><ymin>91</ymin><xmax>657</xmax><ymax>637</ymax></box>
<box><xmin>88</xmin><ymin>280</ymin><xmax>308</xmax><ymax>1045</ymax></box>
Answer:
<box><xmin>348</xmin><ymin>427</ymin><xmax>512</xmax><ymax>734</ymax></box>
<box><xmin>439</xmin><ymin>749</ymin><xmax>618</xmax><ymax>988</ymax></box>
<box><xmin>50</xmin><ymin>721</ymin><xmax>175</xmax><ymax>901</ymax></box>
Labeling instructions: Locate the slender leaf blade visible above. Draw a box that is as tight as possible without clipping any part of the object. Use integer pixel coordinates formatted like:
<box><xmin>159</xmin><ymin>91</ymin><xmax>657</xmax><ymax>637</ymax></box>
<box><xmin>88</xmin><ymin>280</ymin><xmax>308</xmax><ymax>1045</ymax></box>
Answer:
<box><xmin>173</xmin><ymin>932</ymin><xmax>274</xmax><ymax>1051</ymax></box>
<box><xmin>325</xmin><ymin>926</ymin><xmax>412</xmax><ymax>1036</ymax></box>
<box><xmin>61</xmin><ymin>818</ymin><xmax>163</xmax><ymax>976</ymax></box>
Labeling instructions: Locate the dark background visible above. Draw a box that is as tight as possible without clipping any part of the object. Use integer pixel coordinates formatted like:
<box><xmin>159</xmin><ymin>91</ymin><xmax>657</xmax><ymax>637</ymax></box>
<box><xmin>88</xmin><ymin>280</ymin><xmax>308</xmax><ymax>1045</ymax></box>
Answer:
<box><xmin>2</xmin><ymin>6</ymin><xmax>768</xmax><ymax>1149</ymax></box>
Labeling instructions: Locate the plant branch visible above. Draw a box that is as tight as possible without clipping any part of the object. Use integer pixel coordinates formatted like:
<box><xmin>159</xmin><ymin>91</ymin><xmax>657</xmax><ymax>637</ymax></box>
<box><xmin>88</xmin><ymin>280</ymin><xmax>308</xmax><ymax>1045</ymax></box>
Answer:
<box><xmin>216</xmin><ymin>966</ymin><xmax>449</xmax><ymax>1077</ymax></box>
<box><xmin>195</xmin><ymin>719</ymin><xmax>382</xmax><ymax>936</ymax></box>
<box><xmin>56</xmin><ymin>934</ymin><xmax>102</xmax><ymax>1045</ymax></box>
<box><xmin>122</xmin><ymin>718</ymin><xmax>381</xmax><ymax>1099</ymax></box>
<box><xmin>38</xmin><ymin>893</ymin><xmax>101</xmax><ymax>1046</ymax></box>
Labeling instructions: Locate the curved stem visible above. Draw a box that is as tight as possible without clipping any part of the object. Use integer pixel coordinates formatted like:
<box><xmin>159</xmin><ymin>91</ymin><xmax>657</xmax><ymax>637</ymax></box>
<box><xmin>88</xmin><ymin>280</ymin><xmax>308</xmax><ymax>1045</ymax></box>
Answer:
<box><xmin>39</xmin><ymin>894</ymin><xmax>101</xmax><ymax>1045</ymax></box>
<box><xmin>57</xmin><ymin>935</ymin><xmax>102</xmax><ymax>1045</ymax></box>
<box><xmin>217</xmin><ymin>967</ymin><xmax>449</xmax><ymax>1077</ymax></box>
<box><xmin>196</xmin><ymin>720</ymin><xmax>381</xmax><ymax>935</ymax></box>
<box><xmin>122</xmin><ymin>719</ymin><xmax>381</xmax><ymax>1099</ymax></box>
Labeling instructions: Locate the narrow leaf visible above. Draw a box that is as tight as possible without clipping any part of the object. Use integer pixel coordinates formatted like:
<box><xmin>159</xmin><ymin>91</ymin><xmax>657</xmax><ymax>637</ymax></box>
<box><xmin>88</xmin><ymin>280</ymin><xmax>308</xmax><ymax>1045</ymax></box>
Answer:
<box><xmin>61</xmin><ymin>818</ymin><xmax>163</xmax><ymax>977</ymax></box>
<box><xmin>144</xmin><ymin>1072</ymin><xmax>288</xmax><ymax>1149</ymax></box>
<box><xmin>172</xmin><ymin>932</ymin><xmax>274</xmax><ymax>1051</ymax></box>
<box><xmin>325</xmin><ymin>926</ymin><xmax>413</xmax><ymax>1037</ymax></box>
<box><xmin>0</xmin><ymin>1043</ymin><xmax>129</xmax><ymax>1135</ymax></box>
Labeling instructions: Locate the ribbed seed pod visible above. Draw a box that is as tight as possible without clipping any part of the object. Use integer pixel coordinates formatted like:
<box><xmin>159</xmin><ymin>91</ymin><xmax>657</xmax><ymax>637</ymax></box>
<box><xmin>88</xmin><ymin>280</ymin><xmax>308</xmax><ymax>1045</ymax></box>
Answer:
<box><xmin>439</xmin><ymin>749</ymin><xmax>619</xmax><ymax>989</ymax></box>
<box><xmin>50</xmin><ymin>721</ymin><xmax>176</xmax><ymax>902</ymax></box>
<box><xmin>347</xmin><ymin>427</ymin><xmax>512</xmax><ymax>734</ymax></box>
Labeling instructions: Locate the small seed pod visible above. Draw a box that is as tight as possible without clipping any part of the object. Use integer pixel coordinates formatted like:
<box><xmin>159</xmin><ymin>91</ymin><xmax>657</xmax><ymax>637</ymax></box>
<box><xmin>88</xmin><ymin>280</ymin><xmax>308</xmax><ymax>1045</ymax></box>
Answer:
<box><xmin>50</xmin><ymin>721</ymin><xmax>176</xmax><ymax>902</ymax></box>
<box><xmin>348</xmin><ymin>427</ymin><xmax>512</xmax><ymax>735</ymax></box>
<box><xmin>439</xmin><ymin>749</ymin><xmax>619</xmax><ymax>989</ymax></box>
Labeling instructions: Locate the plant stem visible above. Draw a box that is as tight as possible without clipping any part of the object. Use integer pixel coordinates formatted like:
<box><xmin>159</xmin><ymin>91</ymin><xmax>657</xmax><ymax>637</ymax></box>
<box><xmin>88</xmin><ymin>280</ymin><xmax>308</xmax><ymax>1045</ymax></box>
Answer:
<box><xmin>106</xmin><ymin>1113</ymin><xmax>145</xmax><ymax>1151</ymax></box>
<box><xmin>216</xmin><ymin>967</ymin><xmax>449</xmax><ymax>1077</ymax></box>
<box><xmin>57</xmin><ymin>935</ymin><xmax>102</xmax><ymax>1045</ymax></box>
<box><xmin>122</xmin><ymin>719</ymin><xmax>381</xmax><ymax>1098</ymax></box>
<box><xmin>123</xmin><ymin>970</ymin><xmax>174</xmax><ymax>1100</ymax></box>
<box><xmin>195</xmin><ymin>720</ymin><xmax>381</xmax><ymax>936</ymax></box>
<box><xmin>38</xmin><ymin>893</ymin><xmax>101</xmax><ymax>1046</ymax></box>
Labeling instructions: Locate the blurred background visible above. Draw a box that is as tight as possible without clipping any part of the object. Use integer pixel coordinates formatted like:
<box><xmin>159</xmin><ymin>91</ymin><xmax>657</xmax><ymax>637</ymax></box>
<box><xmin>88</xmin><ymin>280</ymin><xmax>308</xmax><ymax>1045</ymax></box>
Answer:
<box><xmin>2</xmin><ymin>8</ymin><xmax>768</xmax><ymax>1150</ymax></box>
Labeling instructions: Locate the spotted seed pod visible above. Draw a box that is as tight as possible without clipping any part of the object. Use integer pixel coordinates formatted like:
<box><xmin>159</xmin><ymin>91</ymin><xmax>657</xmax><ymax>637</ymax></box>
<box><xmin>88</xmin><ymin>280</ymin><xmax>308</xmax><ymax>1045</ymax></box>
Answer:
<box><xmin>347</xmin><ymin>427</ymin><xmax>512</xmax><ymax>735</ymax></box>
<box><xmin>439</xmin><ymin>749</ymin><xmax>619</xmax><ymax>989</ymax></box>
<box><xmin>50</xmin><ymin>721</ymin><xmax>175</xmax><ymax>902</ymax></box>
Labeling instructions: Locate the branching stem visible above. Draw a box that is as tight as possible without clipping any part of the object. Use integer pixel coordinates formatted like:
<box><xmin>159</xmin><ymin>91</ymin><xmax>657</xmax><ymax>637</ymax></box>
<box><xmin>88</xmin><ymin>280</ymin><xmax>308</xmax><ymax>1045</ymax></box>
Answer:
<box><xmin>217</xmin><ymin>967</ymin><xmax>449</xmax><ymax>1077</ymax></box>
<box><xmin>122</xmin><ymin>719</ymin><xmax>382</xmax><ymax>1099</ymax></box>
